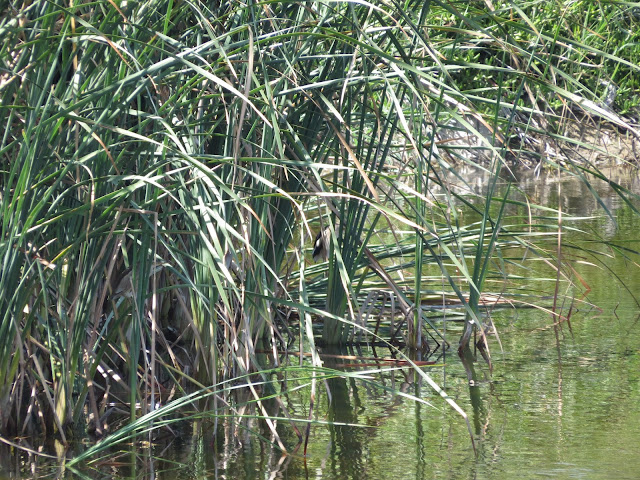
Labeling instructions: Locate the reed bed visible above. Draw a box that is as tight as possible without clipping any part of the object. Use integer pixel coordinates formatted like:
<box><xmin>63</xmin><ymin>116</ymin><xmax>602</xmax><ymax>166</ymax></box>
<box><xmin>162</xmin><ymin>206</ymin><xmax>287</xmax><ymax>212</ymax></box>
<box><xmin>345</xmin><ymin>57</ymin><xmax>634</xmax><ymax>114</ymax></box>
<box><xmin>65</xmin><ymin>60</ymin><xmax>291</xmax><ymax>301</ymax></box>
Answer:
<box><xmin>0</xmin><ymin>0</ymin><xmax>638</xmax><ymax>461</ymax></box>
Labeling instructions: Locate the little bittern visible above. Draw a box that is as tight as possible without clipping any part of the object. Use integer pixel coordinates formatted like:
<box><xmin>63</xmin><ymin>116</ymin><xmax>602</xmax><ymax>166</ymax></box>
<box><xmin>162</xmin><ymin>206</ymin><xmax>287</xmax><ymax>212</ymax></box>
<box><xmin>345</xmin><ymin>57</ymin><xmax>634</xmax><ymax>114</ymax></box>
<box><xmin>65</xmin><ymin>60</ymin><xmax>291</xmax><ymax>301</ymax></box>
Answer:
<box><xmin>312</xmin><ymin>226</ymin><xmax>331</xmax><ymax>262</ymax></box>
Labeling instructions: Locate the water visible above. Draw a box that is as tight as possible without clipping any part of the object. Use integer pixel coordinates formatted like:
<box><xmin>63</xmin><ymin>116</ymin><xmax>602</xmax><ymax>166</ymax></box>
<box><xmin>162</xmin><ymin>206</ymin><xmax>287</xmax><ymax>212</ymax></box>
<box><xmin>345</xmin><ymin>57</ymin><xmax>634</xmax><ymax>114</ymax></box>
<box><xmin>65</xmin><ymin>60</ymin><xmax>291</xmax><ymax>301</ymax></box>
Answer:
<box><xmin>2</xmin><ymin>167</ymin><xmax>639</xmax><ymax>479</ymax></box>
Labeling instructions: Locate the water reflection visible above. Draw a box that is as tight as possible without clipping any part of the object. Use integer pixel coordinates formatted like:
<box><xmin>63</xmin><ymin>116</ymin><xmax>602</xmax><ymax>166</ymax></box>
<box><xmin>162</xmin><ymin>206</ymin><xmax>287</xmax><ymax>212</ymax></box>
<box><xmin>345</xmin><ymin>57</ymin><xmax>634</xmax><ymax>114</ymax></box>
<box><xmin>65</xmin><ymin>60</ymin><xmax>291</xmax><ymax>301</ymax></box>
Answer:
<box><xmin>324</xmin><ymin>349</ymin><xmax>370</xmax><ymax>479</ymax></box>
<box><xmin>459</xmin><ymin>347</ymin><xmax>487</xmax><ymax>438</ymax></box>
<box><xmin>3</xmin><ymin>304</ymin><xmax>640</xmax><ymax>480</ymax></box>
<box><xmin>317</xmin><ymin>346</ymin><xmax>449</xmax><ymax>480</ymax></box>
<box><xmin>437</xmin><ymin>164</ymin><xmax>639</xmax><ymax>219</ymax></box>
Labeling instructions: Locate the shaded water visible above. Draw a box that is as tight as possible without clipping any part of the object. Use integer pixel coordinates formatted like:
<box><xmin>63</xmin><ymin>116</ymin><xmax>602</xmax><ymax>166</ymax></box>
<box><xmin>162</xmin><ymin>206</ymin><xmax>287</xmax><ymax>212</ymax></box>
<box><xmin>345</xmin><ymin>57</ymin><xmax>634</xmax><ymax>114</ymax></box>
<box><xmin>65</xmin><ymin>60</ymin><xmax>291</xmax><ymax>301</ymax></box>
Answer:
<box><xmin>2</xmin><ymin>168</ymin><xmax>639</xmax><ymax>479</ymax></box>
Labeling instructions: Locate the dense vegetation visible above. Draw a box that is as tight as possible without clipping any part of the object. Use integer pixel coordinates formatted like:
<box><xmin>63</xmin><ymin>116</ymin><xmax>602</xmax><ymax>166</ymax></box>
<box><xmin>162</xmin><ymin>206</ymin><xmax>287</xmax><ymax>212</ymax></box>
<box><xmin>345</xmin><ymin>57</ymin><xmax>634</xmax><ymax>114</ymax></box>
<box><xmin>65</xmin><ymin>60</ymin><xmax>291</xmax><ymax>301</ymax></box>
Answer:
<box><xmin>0</xmin><ymin>0</ymin><xmax>638</xmax><ymax>462</ymax></box>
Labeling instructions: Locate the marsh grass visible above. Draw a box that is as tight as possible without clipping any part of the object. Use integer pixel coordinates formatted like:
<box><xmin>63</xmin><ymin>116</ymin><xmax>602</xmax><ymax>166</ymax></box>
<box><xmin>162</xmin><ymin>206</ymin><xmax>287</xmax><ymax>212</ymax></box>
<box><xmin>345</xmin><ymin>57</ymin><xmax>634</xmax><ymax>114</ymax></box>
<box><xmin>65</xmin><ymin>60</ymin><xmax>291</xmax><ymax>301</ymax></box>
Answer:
<box><xmin>0</xmin><ymin>0</ymin><xmax>639</xmax><ymax>461</ymax></box>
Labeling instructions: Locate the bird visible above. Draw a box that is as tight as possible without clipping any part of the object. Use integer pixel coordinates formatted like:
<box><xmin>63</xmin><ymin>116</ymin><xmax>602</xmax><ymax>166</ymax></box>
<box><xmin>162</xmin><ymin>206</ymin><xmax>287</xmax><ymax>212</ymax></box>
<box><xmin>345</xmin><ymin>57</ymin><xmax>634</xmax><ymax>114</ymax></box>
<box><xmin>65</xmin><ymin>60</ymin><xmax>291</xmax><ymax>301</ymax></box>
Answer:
<box><xmin>312</xmin><ymin>226</ymin><xmax>331</xmax><ymax>262</ymax></box>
